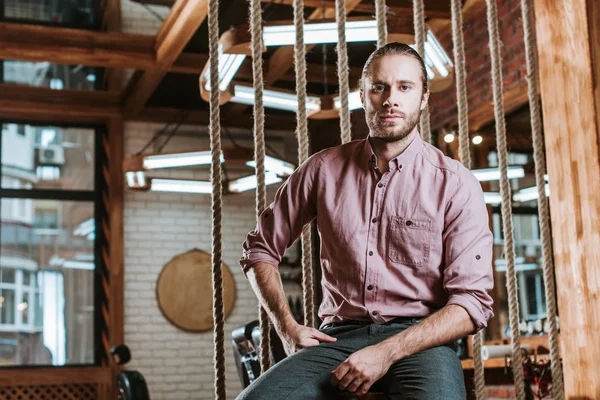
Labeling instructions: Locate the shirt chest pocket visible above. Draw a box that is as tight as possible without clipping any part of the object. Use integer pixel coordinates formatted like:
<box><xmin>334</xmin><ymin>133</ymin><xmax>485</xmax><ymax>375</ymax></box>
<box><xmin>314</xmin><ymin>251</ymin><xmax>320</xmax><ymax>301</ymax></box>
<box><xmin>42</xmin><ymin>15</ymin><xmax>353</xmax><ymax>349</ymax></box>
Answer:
<box><xmin>388</xmin><ymin>216</ymin><xmax>432</xmax><ymax>266</ymax></box>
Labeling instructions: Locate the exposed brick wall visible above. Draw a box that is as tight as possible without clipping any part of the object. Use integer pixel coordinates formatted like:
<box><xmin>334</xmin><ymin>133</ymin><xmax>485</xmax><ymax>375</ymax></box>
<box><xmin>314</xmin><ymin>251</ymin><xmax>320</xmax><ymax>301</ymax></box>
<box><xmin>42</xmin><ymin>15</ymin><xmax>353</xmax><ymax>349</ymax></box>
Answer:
<box><xmin>429</xmin><ymin>0</ymin><xmax>530</xmax><ymax>131</ymax></box>
<box><xmin>123</xmin><ymin>122</ymin><xmax>300</xmax><ymax>400</ymax></box>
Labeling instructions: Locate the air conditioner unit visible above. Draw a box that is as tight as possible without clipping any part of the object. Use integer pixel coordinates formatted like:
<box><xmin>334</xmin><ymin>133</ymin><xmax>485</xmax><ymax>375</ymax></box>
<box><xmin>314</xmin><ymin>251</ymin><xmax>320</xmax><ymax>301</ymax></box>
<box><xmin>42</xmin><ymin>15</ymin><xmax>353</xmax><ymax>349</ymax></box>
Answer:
<box><xmin>39</xmin><ymin>145</ymin><xmax>65</xmax><ymax>165</ymax></box>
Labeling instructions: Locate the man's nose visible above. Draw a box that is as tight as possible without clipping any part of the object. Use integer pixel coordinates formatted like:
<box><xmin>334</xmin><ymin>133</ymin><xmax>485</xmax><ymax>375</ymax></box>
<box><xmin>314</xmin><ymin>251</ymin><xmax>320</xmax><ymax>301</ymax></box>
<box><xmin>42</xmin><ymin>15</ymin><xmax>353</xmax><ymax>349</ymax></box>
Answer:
<box><xmin>383</xmin><ymin>89</ymin><xmax>400</xmax><ymax>108</ymax></box>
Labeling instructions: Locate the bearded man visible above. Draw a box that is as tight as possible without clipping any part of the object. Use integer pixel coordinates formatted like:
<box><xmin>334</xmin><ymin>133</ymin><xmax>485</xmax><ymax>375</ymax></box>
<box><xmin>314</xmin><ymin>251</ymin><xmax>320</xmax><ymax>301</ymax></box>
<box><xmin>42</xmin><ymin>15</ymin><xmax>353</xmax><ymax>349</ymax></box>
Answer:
<box><xmin>237</xmin><ymin>42</ymin><xmax>494</xmax><ymax>399</ymax></box>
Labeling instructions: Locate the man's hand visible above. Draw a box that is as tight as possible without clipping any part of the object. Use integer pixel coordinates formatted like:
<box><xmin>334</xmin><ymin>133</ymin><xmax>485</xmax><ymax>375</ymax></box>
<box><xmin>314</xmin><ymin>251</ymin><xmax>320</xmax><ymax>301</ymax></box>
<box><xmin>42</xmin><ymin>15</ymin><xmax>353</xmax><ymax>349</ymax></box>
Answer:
<box><xmin>279</xmin><ymin>322</ymin><xmax>337</xmax><ymax>356</ymax></box>
<box><xmin>330</xmin><ymin>344</ymin><xmax>393</xmax><ymax>396</ymax></box>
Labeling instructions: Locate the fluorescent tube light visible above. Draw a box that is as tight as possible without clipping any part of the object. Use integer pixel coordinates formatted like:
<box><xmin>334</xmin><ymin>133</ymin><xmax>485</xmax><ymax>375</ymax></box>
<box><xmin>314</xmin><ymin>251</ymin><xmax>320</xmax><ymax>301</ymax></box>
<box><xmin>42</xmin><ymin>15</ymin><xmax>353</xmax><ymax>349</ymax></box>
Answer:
<box><xmin>73</xmin><ymin>218</ymin><xmax>94</xmax><ymax>237</ymax></box>
<box><xmin>334</xmin><ymin>91</ymin><xmax>363</xmax><ymax>111</ymax></box>
<box><xmin>231</xmin><ymin>85</ymin><xmax>321</xmax><ymax>113</ymax></box>
<box><xmin>63</xmin><ymin>260</ymin><xmax>95</xmax><ymax>270</ymax></box>
<box><xmin>150</xmin><ymin>179</ymin><xmax>213</xmax><ymax>194</ymax></box>
<box><xmin>263</xmin><ymin>20</ymin><xmax>378</xmax><ymax>46</ymax></box>
<box><xmin>472</xmin><ymin>166</ymin><xmax>525</xmax><ymax>182</ymax></box>
<box><xmin>246</xmin><ymin>155</ymin><xmax>295</xmax><ymax>176</ymax></box>
<box><xmin>143</xmin><ymin>151</ymin><xmax>224</xmax><ymax>169</ymax></box>
<box><xmin>229</xmin><ymin>173</ymin><xmax>282</xmax><ymax>193</ymax></box>
<box><xmin>126</xmin><ymin>171</ymin><xmax>148</xmax><ymax>188</ymax></box>
<box><xmin>483</xmin><ymin>192</ymin><xmax>502</xmax><ymax>205</ymax></box>
<box><xmin>513</xmin><ymin>184</ymin><xmax>550</xmax><ymax>202</ymax></box>
<box><xmin>202</xmin><ymin>44</ymin><xmax>246</xmax><ymax>92</ymax></box>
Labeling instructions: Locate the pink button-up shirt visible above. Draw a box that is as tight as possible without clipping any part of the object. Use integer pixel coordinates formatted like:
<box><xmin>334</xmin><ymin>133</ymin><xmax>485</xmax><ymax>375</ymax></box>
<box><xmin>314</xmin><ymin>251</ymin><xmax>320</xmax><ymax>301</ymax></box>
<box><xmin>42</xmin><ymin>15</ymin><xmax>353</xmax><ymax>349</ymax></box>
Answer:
<box><xmin>240</xmin><ymin>135</ymin><xmax>494</xmax><ymax>331</ymax></box>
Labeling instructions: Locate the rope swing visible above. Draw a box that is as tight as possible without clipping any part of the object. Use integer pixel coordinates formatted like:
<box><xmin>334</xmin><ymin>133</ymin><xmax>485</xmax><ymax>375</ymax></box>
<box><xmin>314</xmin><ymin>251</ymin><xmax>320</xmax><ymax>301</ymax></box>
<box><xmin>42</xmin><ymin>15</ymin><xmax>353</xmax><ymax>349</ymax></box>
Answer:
<box><xmin>412</xmin><ymin>0</ymin><xmax>432</xmax><ymax>144</ymax></box>
<box><xmin>248</xmin><ymin>0</ymin><xmax>273</xmax><ymax>373</ymax></box>
<box><xmin>448</xmin><ymin>1</ymin><xmax>487</xmax><ymax>399</ymax></box>
<box><xmin>336</xmin><ymin>0</ymin><xmax>352</xmax><ymax>144</ymax></box>
<box><xmin>292</xmin><ymin>0</ymin><xmax>316</xmax><ymax>330</ymax></box>
<box><xmin>207</xmin><ymin>0</ymin><xmax>226</xmax><ymax>392</ymax></box>
<box><xmin>485</xmin><ymin>0</ymin><xmax>525</xmax><ymax>398</ymax></box>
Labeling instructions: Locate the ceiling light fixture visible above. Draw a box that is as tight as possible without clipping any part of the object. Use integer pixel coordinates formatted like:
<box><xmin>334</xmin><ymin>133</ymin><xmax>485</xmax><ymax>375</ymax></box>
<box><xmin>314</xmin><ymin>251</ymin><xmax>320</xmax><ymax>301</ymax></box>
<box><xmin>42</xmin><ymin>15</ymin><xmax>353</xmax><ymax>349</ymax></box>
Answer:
<box><xmin>472</xmin><ymin>166</ymin><xmax>525</xmax><ymax>182</ymax></box>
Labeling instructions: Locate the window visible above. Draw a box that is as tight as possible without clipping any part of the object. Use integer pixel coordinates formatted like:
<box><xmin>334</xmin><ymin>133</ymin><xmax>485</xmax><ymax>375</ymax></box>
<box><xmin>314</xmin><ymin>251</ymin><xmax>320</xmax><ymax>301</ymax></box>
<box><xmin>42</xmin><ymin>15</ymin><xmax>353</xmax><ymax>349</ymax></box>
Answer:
<box><xmin>492</xmin><ymin>208</ymin><xmax>552</xmax><ymax>334</ymax></box>
<box><xmin>0</xmin><ymin>122</ymin><xmax>102</xmax><ymax>366</ymax></box>
<box><xmin>1</xmin><ymin>61</ymin><xmax>101</xmax><ymax>91</ymax></box>
<box><xmin>1</xmin><ymin>0</ymin><xmax>101</xmax><ymax>29</ymax></box>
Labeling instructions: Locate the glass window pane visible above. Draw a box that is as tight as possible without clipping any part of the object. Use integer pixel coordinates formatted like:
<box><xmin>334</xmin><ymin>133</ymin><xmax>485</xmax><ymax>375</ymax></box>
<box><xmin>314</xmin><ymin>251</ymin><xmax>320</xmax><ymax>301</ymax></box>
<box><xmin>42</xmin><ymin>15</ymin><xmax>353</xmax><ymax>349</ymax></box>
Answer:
<box><xmin>2</xmin><ymin>61</ymin><xmax>100</xmax><ymax>91</ymax></box>
<box><xmin>2</xmin><ymin>1</ymin><xmax>99</xmax><ymax>29</ymax></box>
<box><xmin>2</xmin><ymin>124</ymin><xmax>95</xmax><ymax>191</ymax></box>
<box><xmin>1</xmin><ymin>199</ymin><xmax>95</xmax><ymax>365</ymax></box>
<box><xmin>23</xmin><ymin>272</ymin><xmax>31</xmax><ymax>286</ymax></box>
<box><xmin>0</xmin><ymin>289</ymin><xmax>15</xmax><ymax>324</ymax></box>
<box><xmin>1</xmin><ymin>268</ymin><xmax>16</xmax><ymax>284</ymax></box>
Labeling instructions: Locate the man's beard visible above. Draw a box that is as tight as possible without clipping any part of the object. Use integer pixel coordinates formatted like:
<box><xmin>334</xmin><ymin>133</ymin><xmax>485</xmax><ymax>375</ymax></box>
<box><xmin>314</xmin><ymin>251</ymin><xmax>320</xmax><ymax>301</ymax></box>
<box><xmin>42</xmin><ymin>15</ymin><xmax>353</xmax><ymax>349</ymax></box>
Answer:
<box><xmin>366</xmin><ymin>107</ymin><xmax>422</xmax><ymax>143</ymax></box>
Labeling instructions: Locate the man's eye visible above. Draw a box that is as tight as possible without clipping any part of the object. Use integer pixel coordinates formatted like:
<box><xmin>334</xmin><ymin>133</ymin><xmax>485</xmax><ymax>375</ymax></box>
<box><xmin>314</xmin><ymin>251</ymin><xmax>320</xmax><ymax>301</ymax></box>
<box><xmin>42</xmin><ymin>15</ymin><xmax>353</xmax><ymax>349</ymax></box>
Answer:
<box><xmin>401</xmin><ymin>85</ymin><xmax>411</xmax><ymax>91</ymax></box>
<box><xmin>373</xmin><ymin>85</ymin><xmax>384</xmax><ymax>91</ymax></box>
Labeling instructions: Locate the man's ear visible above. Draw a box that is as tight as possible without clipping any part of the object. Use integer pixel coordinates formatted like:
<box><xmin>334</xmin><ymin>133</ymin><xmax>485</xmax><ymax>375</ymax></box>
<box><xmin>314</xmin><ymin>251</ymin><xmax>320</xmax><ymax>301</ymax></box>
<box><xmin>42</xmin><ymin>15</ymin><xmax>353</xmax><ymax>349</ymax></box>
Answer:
<box><xmin>359</xmin><ymin>90</ymin><xmax>365</xmax><ymax>109</ymax></box>
<box><xmin>420</xmin><ymin>89</ymin><xmax>430</xmax><ymax>111</ymax></box>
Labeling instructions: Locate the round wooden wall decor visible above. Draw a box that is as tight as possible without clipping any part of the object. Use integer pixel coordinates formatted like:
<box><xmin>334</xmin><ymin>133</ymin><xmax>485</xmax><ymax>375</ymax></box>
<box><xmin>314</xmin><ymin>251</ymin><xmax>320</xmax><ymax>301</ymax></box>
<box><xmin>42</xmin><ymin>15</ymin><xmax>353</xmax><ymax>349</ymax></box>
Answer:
<box><xmin>156</xmin><ymin>249</ymin><xmax>236</xmax><ymax>332</ymax></box>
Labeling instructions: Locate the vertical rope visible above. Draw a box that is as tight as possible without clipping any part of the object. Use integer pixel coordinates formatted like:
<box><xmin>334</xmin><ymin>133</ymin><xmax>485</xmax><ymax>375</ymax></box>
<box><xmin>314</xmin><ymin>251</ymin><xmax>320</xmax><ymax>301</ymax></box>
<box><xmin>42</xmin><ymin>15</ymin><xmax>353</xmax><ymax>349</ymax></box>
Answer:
<box><xmin>293</xmin><ymin>0</ymin><xmax>315</xmax><ymax>329</ymax></box>
<box><xmin>485</xmin><ymin>0</ymin><xmax>525</xmax><ymax>398</ymax></box>
<box><xmin>335</xmin><ymin>0</ymin><xmax>352</xmax><ymax>144</ymax></box>
<box><xmin>206</xmin><ymin>0</ymin><xmax>226</xmax><ymax>394</ymax></box>
<box><xmin>249</xmin><ymin>0</ymin><xmax>272</xmax><ymax>373</ymax></box>
<box><xmin>375</xmin><ymin>0</ymin><xmax>387</xmax><ymax>48</ymax></box>
<box><xmin>412</xmin><ymin>0</ymin><xmax>431</xmax><ymax>143</ymax></box>
<box><xmin>519</xmin><ymin>0</ymin><xmax>564</xmax><ymax>397</ymax></box>
<box><xmin>472</xmin><ymin>331</ymin><xmax>485</xmax><ymax>400</ymax></box>
<box><xmin>451</xmin><ymin>0</ymin><xmax>471</xmax><ymax>170</ymax></box>
<box><xmin>450</xmin><ymin>0</ymin><xmax>485</xmax><ymax>397</ymax></box>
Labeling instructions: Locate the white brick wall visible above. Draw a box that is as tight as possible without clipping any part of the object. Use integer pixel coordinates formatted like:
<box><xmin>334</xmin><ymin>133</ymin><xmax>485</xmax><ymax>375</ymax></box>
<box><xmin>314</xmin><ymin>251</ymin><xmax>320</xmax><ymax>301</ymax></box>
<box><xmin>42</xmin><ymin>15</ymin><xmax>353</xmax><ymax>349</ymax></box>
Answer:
<box><xmin>124</xmin><ymin>122</ymin><xmax>300</xmax><ymax>400</ymax></box>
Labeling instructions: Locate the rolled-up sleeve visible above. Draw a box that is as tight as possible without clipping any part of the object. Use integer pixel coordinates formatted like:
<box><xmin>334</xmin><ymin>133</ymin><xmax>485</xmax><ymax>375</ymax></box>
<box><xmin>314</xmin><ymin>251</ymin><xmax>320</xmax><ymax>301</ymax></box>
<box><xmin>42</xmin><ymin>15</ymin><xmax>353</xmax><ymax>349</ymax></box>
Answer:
<box><xmin>443</xmin><ymin>168</ymin><xmax>494</xmax><ymax>332</ymax></box>
<box><xmin>239</xmin><ymin>154</ymin><xmax>321</xmax><ymax>275</ymax></box>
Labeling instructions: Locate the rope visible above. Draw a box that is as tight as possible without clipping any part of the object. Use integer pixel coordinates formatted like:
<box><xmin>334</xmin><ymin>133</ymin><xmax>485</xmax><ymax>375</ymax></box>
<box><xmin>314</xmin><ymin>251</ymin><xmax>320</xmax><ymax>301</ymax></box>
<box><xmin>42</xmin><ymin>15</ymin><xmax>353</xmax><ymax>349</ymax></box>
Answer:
<box><xmin>451</xmin><ymin>0</ymin><xmax>471</xmax><ymax>170</ymax></box>
<box><xmin>293</xmin><ymin>0</ymin><xmax>315</xmax><ymax>328</ymax></box>
<box><xmin>485</xmin><ymin>0</ymin><xmax>525</xmax><ymax>398</ymax></box>
<box><xmin>472</xmin><ymin>330</ymin><xmax>486</xmax><ymax>400</ymax></box>
<box><xmin>519</xmin><ymin>0</ymin><xmax>564</xmax><ymax>397</ymax></box>
<box><xmin>412</xmin><ymin>0</ymin><xmax>431</xmax><ymax>143</ymax></box>
<box><xmin>249</xmin><ymin>0</ymin><xmax>272</xmax><ymax>373</ymax></box>
<box><xmin>449</xmin><ymin>1</ymin><xmax>485</xmax><ymax>398</ymax></box>
<box><xmin>375</xmin><ymin>0</ymin><xmax>387</xmax><ymax>48</ymax></box>
<box><xmin>335</xmin><ymin>0</ymin><xmax>352</xmax><ymax>144</ymax></box>
<box><xmin>206</xmin><ymin>0</ymin><xmax>226</xmax><ymax>393</ymax></box>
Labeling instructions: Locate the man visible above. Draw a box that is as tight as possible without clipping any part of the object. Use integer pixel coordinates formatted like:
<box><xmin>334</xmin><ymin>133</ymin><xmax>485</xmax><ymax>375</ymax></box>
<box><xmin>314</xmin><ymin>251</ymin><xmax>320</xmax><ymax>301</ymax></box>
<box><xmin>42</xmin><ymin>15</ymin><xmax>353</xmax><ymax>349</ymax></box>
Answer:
<box><xmin>237</xmin><ymin>42</ymin><xmax>494</xmax><ymax>399</ymax></box>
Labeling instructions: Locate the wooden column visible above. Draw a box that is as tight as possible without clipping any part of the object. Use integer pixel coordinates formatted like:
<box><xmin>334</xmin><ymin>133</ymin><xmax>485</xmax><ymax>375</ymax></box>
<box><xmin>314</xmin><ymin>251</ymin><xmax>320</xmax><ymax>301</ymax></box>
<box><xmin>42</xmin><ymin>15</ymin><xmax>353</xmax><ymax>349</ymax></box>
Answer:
<box><xmin>533</xmin><ymin>0</ymin><xmax>600</xmax><ymax>397</ymax></box>
<box><xmin>108</xmin><ymin>118</ymin><xmax>125</xmax><ymax>348</ymax></box>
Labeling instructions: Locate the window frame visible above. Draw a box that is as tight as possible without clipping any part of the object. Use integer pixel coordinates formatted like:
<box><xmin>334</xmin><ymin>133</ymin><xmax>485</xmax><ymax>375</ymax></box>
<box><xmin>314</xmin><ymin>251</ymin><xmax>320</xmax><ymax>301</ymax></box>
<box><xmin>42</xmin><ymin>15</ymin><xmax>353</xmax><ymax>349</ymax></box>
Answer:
<box><xmin>0</xmin><ymin>118</ymin><xmax>106</xmax><ymax>367</ymax></box>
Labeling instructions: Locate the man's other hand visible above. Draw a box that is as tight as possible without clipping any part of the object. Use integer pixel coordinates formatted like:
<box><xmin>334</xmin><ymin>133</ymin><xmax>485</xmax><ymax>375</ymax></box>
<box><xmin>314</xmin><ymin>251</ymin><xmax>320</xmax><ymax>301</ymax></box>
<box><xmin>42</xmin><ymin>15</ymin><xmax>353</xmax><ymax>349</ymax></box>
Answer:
<box><xmin>330</xmin><ymin>344</ymin><xmax>393</xmax><ymax>396</ymax></box>
<box><xmin>280</xmin><ymin>323</ymin><xmax>337</xmax><ymax>356</ymax></box>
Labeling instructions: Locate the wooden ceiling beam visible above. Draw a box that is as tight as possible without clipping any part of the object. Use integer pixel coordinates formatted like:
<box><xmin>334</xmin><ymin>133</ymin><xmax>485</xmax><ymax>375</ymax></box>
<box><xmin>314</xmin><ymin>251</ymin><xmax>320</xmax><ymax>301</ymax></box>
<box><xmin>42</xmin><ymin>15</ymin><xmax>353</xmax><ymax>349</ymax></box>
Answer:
<box><xmin>0</xmin><ymin>22</ymin><xmax>156</xmax><ymax>70</ymax></box>
<box><xmin>0</xmin><ymin>84</ymin><xmax>121</xmax><ymax>124</ymax></box>
<box><xmin>122</xmin><ymin>0</ymin><xmax>208</xmax><ymax>118</ymax></box>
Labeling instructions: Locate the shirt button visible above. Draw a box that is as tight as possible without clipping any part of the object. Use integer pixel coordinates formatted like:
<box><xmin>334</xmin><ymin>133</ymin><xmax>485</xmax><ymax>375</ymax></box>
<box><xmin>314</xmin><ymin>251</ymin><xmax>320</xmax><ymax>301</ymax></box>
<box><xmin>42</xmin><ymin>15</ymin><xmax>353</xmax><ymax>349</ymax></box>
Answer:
<box><xmin>368</xmin><ymin>251</ymin><xmax>373</xmax><ymax>256</ymax></box>
<box><xmin>372</xmin><ymin>218</ymin><xmax>377</xmax><ymax>223</ymax></box>
<box><xmin>378</xmin><ymin>183</ymin><xmax>383</xmax><ymax>188</ymax></box>
<box><xmin>367</xmin><ymin>285</ymin><xmax>373</xmax><ymax>290</ymax></box>
<box><xmin>406</xmin><ymin>220</ymin><xmax>413</xmax><ymax>226</ymax></box>
<box><xmin>476</xmin><ymin>255</ymin><xmax>481</xmax><ymax>260</ymax></box>
<box><xmin>372</xmin><ymin>311</ymin><xmax>378</xmax><ymax>316</ymax></box>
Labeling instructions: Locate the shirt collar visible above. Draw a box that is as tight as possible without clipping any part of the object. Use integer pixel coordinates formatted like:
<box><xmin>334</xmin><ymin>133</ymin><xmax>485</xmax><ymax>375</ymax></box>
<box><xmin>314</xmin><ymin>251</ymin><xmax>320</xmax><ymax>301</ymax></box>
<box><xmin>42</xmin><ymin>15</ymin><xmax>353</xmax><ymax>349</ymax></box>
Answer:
<box><xmin>364</xmin><ymin>133</ymin><xmax>424</xmax><ymax>171</ymax></box>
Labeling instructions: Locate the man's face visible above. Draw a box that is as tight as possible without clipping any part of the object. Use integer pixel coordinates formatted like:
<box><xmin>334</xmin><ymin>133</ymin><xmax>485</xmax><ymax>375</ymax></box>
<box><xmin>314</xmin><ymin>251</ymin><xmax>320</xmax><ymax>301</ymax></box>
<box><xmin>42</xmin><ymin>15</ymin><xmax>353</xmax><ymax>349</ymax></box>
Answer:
<box><xmin>360</xmin><ymin>54</ymin><xmax>429</xmax><ymax>142</ymax></box>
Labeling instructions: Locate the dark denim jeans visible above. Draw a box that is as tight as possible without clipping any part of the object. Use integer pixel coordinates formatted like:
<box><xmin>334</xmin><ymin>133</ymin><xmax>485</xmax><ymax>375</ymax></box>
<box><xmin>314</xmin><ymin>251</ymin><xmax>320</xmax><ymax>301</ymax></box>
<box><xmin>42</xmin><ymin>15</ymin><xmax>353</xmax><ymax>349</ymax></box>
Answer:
<box><xmin>236</xmin><ymin>318</ymin><xmax>466</xmax><ymax>399</ymax></box>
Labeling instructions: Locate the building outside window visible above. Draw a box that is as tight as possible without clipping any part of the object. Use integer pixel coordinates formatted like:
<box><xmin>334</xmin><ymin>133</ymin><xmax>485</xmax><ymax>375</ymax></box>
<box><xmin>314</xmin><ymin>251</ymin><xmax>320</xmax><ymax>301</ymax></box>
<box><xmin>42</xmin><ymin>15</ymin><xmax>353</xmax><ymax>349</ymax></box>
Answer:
<box><xmin>0</xmin><ymin>122</ymin><xmax>101</xmax><ymax>366</ymax></box>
